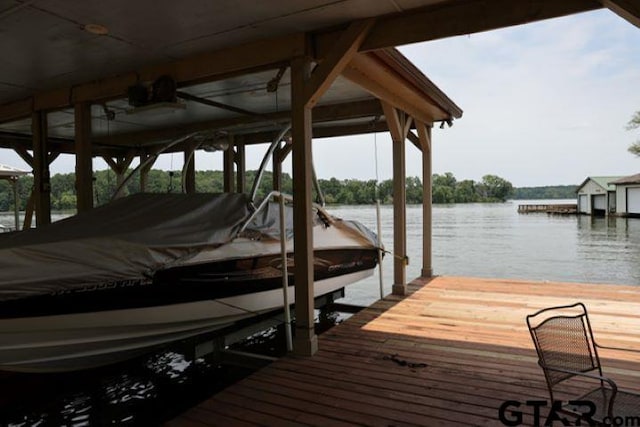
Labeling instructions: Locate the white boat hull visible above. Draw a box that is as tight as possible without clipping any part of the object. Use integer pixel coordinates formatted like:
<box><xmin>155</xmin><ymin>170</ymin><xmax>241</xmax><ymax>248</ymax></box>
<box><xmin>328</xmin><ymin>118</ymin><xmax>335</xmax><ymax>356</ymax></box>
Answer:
<box><xmin>0</xmin><ymin>269</ymin><xmax>372</xmax><ymax>372</ymax></box>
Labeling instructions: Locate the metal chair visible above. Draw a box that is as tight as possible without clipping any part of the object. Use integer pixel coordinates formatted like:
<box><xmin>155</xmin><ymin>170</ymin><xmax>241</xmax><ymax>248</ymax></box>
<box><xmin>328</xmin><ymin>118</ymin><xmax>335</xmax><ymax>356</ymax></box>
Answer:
<box><xmin>527</xmin><ymin>302</ymin><xmax>640</xmax><ymax>424</ymax></box>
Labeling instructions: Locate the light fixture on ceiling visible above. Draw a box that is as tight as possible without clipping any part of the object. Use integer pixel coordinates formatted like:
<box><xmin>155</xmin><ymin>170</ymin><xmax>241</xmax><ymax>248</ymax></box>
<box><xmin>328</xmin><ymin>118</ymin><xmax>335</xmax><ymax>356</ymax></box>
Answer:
<box><xmin>84</xmin><ymin>23</ymin><xmax>109</xmax><ymax>35</ymax></box>
<box><xmin>126</xmin><ymin>76</ymin><xmax>185</xmax><ymax>114</ymax></box>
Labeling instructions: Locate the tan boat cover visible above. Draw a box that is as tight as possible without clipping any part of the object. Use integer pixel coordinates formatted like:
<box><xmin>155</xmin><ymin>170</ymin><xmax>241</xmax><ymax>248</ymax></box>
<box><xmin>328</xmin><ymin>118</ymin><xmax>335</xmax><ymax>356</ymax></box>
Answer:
<box><xmin>0</xmin><ymin>193</ymin><xmax>252</xmax><ymax>301</ymax></box>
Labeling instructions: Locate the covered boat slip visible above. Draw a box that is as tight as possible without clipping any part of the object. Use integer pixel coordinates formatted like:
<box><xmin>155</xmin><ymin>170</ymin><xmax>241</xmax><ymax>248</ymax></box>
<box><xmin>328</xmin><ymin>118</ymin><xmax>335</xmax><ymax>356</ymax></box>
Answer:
<box><xmin>0</xmin><ymin>191</ymin><xmax>380</xmax><ymax>372</ymax></box>
<box><xmin>0</xmin><ymin>0</ymin><xmax>638</xmax><ymax>357</ymax></box>
<box><xmin>168</xmin><ymin>276</ymin><xmax>640</xmax><ymax>427</ymax></box>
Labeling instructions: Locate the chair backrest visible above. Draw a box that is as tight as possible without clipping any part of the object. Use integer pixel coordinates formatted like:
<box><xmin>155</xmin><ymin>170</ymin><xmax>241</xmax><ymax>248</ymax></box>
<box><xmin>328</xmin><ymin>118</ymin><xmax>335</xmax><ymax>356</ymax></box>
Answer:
<box><xmin>527</xmin><ymin>303</ymin><xmax>603</xmax><ymax>395</ymax></box>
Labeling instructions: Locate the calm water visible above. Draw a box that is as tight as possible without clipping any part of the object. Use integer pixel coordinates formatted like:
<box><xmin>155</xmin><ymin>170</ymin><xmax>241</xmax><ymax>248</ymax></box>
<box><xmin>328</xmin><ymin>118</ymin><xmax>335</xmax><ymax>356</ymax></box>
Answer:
<box><xmin>1</xmin><ymin>201</ymin><xmax>640</xmax><ymax>424</ymax></box>
<box><xmin>332</xmin><ymin>200</ymin><xmax>640</xmax><ymax>306</ymax></box>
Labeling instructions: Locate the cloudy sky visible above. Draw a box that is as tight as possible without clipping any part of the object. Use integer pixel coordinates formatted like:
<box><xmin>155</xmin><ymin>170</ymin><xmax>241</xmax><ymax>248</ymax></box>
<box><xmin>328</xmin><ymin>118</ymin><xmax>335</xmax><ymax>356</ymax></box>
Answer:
<box><xmin>1</xmin><ymin>8</ymin><xmax>638</xmax><ymax>188</ymax></box>
<box><xmin>313</xmin><ymin>8</ymin><xmax>640</xmax><ymax>187</ymax></box>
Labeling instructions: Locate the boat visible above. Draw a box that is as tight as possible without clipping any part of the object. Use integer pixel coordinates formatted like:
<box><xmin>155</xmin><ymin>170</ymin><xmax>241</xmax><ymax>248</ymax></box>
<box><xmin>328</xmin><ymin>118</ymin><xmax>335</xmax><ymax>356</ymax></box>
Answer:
<box><xmin>0</xmin><ymin>190</ymin><xmax>380</xmax><ymax>372</ymax></box>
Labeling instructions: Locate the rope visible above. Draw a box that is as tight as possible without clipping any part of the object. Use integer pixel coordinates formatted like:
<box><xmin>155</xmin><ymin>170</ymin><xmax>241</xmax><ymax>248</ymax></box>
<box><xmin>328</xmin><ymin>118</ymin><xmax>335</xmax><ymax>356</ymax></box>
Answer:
<box><xmin>382</xmin><ymin>249</ymin><xmax>409</xmax><ymax>265</ymax></box>
<box><xmin>383</xmin><ymin>353</ymin><xmax>427</xmax><ymax>369</ymax></box>
<box><xmin>212</xmin><ymin>297</ymin><xmax>322</xmax><ymax>325</ymax></box>
<box><xmin>374</xmin><ymin>130</ymin><xmax>380</xmax><ymax>199</ymax></box>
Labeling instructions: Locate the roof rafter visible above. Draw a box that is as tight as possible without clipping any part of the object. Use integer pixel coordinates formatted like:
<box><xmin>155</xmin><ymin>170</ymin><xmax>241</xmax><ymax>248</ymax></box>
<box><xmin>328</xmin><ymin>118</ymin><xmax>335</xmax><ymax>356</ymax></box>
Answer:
<box><xmin>0</xmin><ymin>0</ymin><xmax>599</xmax><ymax>124</ymax></box>
<box><xmin>359</xmin><ymin>0</ymin><xmax>602</xmax><ymax>51</ymax></box>
<box><xmin>90</xmin><ymin>99</ymin><xmax>383</xmax><ymax>148</ymax></box>
<box><xmin>599</xmin><ymin>0</ymin><xmax>640</xmax><ymax>27</ymax></box>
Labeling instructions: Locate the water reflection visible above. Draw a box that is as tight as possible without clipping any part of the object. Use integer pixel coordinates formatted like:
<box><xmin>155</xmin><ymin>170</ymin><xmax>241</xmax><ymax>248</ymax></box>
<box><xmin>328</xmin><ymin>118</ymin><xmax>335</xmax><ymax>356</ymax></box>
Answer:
<box><xmin>1</xmin><ymin>347</ymin><xmax>252</xmax><ymax>426</ymax></box>
<box><xmin>576</xmin><ymin>214</ymin><xmax>640</xmax><ymax>283</ymax></box>
<box><xmin>0</xmin><ymin>310</ymin><xmax>342</xmax><ymax>426</ymax></box>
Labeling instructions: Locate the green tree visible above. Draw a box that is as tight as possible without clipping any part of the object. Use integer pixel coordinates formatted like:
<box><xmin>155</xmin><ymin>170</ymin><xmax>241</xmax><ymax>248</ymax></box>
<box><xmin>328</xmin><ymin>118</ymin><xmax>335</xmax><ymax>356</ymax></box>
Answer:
<box><xmin>432</xmin><ymin>173</ymin><xmax>457</xmax><ymax>204</ymax></box>
<box><xmin>480</xmin><ymin>174</ymin><xmax>514</xmax><ymax>202</ymax></box>
<box><xmin>627</xmin><ymin>111</ymin><xmax>640</xmax><ymax>157</ymax></box>
<box><xmin>454</xmin><ymin>180</ymin><xmax>477</xmax><ymax>203</ymax></box>
<box><xmin>406</xmin><ymin>176</ymin><xmax>422</xmax><ymax>204</ymax></box>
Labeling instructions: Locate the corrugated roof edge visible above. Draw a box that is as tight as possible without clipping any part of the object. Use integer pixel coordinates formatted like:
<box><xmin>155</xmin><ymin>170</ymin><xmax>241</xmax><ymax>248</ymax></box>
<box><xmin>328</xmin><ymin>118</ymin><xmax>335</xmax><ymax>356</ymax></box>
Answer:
<box><xmin>610</xmin><ymin>173</ymin><xmax>640</xmax><ymax>185</ymax></box>
<box><xmin>577</xmin><ymin>176</ymin><xmax>626</xmax><ymax>192</ymax></box>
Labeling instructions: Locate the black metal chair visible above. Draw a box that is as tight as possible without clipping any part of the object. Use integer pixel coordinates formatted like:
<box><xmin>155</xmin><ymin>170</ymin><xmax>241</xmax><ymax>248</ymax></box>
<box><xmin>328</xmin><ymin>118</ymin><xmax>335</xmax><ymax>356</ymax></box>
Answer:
<box><xmin>527</xmin><ymin>302</ymin><xmax>640</xmax><ymax>424</ymax></box>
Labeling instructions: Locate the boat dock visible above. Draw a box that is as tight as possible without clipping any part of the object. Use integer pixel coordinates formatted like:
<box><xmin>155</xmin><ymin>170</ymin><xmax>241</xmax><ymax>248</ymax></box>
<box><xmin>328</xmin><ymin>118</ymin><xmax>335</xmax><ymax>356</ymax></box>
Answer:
<box><xmin>167</xmin><ymin>276</ymin><xmax>640</xmax><ymax>426</ymax></box>
<box><xmin>517</xmin><ymin>203</ymin><xmax>578</xmax><ymax>214</ymax></box>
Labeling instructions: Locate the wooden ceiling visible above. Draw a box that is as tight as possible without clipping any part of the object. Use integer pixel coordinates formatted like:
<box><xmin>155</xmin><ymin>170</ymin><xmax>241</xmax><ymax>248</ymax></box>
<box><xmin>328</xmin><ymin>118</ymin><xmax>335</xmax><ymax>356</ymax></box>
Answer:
<box><xmin>0</xmin><ymin>0</ymin><xmax>636</xmax><ymax>155</ymax></box>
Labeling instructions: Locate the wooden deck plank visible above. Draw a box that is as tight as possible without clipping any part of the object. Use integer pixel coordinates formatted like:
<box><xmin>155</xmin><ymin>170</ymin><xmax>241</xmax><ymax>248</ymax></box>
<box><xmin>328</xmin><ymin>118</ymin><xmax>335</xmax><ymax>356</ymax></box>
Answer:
<box><xmin>167</xmin><ymin>276</ymin><xmax>640</xmax><ymax>426</ymax></box>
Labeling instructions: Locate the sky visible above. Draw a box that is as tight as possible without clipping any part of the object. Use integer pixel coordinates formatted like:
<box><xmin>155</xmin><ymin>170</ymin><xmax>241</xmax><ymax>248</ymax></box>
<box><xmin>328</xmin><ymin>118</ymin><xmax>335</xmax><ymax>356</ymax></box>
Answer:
<box><xmin>313</xmin><ymin>8</ymin><xmax>640</xmax><ymax>188</ymax></box>
<box><xmin>1</xmin><ymin>8</ymin><xmax>639</xmax><ymax>188</ymax></box>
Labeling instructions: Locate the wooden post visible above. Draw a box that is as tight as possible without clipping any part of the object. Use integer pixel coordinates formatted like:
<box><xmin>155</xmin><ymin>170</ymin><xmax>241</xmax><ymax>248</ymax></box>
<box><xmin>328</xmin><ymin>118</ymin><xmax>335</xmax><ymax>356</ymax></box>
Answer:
<box><xmin>103</xmin><ymin>154</ymin><xmax>134</xmax><ymax>199</ymax></box>
<box><xmin>23</xmin><ymin>191</ymin><xmax>35</xmax><ymax>229</ymax></box>
<box><xmin>10</xmin><ymin>178</ymin><xmax>19</xmax><ymax>230</ymax></box>
<box><xmin>223</xmin><ymin>139</ymin><xmax>234</xmax><ymax>193</ymax></box>
<box><xmin>235</xmin><ymin>140</ymin><xmax>246</xmax><ymax>193</ymax></box>
<box><xmin>184</xmin><ymin>150</ymin><xmax>196</xmax><ymax>194</ymax></box>
<box><xmin>74</xmin><ymin>103</ymin><xmax>93</xmax><ymax>213</ymax></box>
<box><xmin>32</xmin><ymin>111</ymin><xmax>51</xmax><ymax>227</ymax></box>
<box><xmin>417</xmin><ymin>121</ymin><xmax>433</xmax><ymax>278</ymax></box>
<box><xmin>139</xmin><ymin>153</ymin><xmax>156</xmax><ymax>192</ymax></box>
<box><xmin>291</xmin><ymin>55</ymin><xmax>318</xmax><ymax>356</ymax></box>
<box><xmin>382</xmin><ymin>102</ymin><xmax>407</xmax><ymax>295</ymax></box>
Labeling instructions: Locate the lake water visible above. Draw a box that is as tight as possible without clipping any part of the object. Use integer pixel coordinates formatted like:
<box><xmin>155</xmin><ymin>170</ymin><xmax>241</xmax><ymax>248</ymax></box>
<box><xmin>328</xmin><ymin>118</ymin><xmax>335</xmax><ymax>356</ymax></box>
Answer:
<box><xmin>332</xmin><ymin>200</ymin><xmax>640</xmax><ymax>306</ymax></box>
<box><xmin>1</xmin><ymin>201</ymin><xmax>640</xmax><ymax>425</ymax></box>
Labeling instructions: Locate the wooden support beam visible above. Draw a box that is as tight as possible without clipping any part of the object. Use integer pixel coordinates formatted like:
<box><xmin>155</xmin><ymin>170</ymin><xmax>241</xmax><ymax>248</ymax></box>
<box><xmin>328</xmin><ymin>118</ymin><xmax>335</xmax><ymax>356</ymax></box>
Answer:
<box><xmin>0</xmin><ymin>130</ymin><xmax>139</xmax><ymax>158</ymax></box>
<box><xmin>237</xmin><ymin>121</ymin><xmax>388</xmax><ymax>145</ymax></box>
<box><xmin>23</xmin><ymin>191</ymin><xmax>35</xmax><ymax>229</ymax></box>
<box><xmin>0</xmin><ymin>0</ymin><xmax>598</xmax><ymax>124</ymax></box>
<box><xmin>291</xmin><ymin>56</ymin><xmax>318</xmax><ymax>356</ymax></box>
<box><xmin>139</xmin><ymin>153</ymin><xmax>156</xmax><ymax>192</ymax></box>
<box><xmin>359</xmin><ymin>0</ymin><xmax>602</xmax><ymax>51</ymax></box>
<box><xmin>74</xmin><ymin>103</ymin><xmax>94</xmax><ymax>213</ymax></box>
<box><xmin>0</xmin><ymin>33</ymin><xmax>306</xmax><ymax>119</ymax></box>
<box><xmin>14</xmin><ymin>146</ymin><xmax>33</xmax><ymax>167</ymax></box>
<box><xmin>103</xmin><ymin>153</ymin><xmax>134</xmax><ymax>199</ymax></box>
<box><xmin>184</xmin><ymin>149</ymin><xmax>196</xmax><ymax>194</ymax></box>
<box><xmin>10</xmin><ymin>178</ymin><xmax>20</xmax><ymax>231</ymax></box>
<box><xmin>416</xmin><ymin>121</ymin><xmax>433</xmax><ymax>278</ymax></box>
<box><xmin>407</xmin><ymin>130</ymin><xmax>422</xmax><ymax>151</ymax></box>
<box><xmin>382</xmin><ymin>101</ymin><xmax>407</xmax><ymax>295</ymax></box>
<box><xmin>403</xmin><ymin>117</ymin><xmax>414</xmax><ymax>138</ymax></box>
<box><xmin>600</xmin><ymin>0</ymin><xmax>640</xmax><ymax>27</ymax></box>
<box><xmin>305</xmin><ymin>19</ymin><xmax>375</xmax><ymax>108</ymax></box>
<box><xmin>342</xmin><ymin>54</ymin><xmax>440</xmax><ymax>125</ymax></box>
<box><xmin>0</xmin><ymin>98</ymin><xmax>32</xmax><ymax>125</ymax></box>
<box><xmin>91</xmin><ymin>99</ymin><xmax>383</xmax><ymax>148</ymax></box>
<box><xmin>31</xmin><ymin>111</ymin><xmax>51</xmax><ymax>227</ymax></box>
<box><xmin>34</xmin><ymin>88</ymin><xmax>70</xmax><ymax>111</ymax></box>
<box><xmin>102</xmin><ymin>156</ymin><xmax>119</xmax><ymax>171</ymax></box>
<box><xmin>223</xmin><ymin>138</ymin><xmax>235</xmax><ymax>193</ymax></box>
<box><xmin>73</xmin><ymin>34</ymin><xmax>305</xmax><ymax>104</ymax></box>
<box><xmin>48</xmin><ymin>152</ymin><xmax>60</xmax><ymax>164</ymax></box>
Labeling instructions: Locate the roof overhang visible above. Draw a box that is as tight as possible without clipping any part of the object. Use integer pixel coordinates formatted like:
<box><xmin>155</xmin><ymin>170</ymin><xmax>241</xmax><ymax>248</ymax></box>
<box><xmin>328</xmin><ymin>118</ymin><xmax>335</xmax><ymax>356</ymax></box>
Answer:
<box><xmin>1</xmin><ymin>0</ymin><xmax>634</xmax><ymax>157</ymax></box>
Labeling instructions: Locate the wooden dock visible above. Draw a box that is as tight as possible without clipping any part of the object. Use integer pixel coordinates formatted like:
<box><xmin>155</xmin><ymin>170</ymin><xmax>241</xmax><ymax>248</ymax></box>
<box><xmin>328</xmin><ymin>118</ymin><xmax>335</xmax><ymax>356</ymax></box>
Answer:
<box><xmin>167</xmin><ymin>276</ymin><xmax>640</xmax><ymax>426</ymax></box>
<box><xmin>518</xmin><ymin>203</ymin><xmax>577</xmax><ymax>214</ymax></box>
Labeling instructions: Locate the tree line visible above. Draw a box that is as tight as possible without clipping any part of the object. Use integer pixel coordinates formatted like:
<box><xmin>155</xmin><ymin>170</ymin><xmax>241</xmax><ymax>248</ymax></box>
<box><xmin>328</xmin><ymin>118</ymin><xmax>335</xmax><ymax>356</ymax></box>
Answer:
<box><xmin>0</xmin><ymin>169</ymin><xmax>573</xmax><ymax>212</ymax></box>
